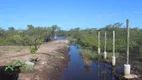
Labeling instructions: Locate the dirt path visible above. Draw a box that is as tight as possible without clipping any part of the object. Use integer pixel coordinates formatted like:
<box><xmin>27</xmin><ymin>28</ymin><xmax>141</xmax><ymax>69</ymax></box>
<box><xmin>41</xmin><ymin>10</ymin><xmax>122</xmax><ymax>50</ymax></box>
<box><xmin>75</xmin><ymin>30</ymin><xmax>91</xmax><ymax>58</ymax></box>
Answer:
<box><xmin>0</xmin><ymin>40</ymin><xmax>70</xmax><ymax>80</ymax></box>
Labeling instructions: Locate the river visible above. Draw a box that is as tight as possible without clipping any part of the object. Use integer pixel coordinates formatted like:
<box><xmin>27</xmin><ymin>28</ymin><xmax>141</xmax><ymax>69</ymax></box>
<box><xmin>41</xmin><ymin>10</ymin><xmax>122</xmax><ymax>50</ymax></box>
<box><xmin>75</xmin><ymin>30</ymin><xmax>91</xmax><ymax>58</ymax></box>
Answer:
<box><xmin>61</xmin><ymin>44</ymin><xmax>124</xmax><ymax>80</ymax></box>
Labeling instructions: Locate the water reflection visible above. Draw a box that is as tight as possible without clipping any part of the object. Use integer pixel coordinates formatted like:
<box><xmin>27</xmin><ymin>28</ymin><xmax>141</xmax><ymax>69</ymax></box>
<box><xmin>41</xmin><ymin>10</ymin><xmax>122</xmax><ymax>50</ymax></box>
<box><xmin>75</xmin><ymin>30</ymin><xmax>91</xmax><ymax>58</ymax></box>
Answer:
<box><xmin>99</xmin><ymin>62</ymin><xmax>115</xmax><ymax>80</ymax></box>
<box><xmin>111</xmin><ymin>66</ymin><xmax>115</xmax><ymax>80</ymax></box>
<box><xmin>61</xmin><ymin>45</ymin><xmax>124</xmax><ymax>80</ymax></box>
<box><xmin>84</xmin><ymin>66</ymin><xmax>90</xmax><ymax>72</ymax></box>
<box><xmin>97</xmin><ymin>54</ymin><xmax>100</xmax><ymax>80</ymax></box>
<box><xmin>83</xmin><ymin>59</ymin><xmax>92</xmax><ymax>67</ymax></box>
<box><xmin>103</xmin><ymin>63</ymin><xmax>107</xmax><ymax>80</ymax></box>
<box><xmin>97</xmin><ymin>62</ymin><xmax>100</xmax><ymax>80</ymax></box>
<box><xmin>101</xmin><ymin>63</ymin><xmax>108</xmax><ymax>80</ymax></box>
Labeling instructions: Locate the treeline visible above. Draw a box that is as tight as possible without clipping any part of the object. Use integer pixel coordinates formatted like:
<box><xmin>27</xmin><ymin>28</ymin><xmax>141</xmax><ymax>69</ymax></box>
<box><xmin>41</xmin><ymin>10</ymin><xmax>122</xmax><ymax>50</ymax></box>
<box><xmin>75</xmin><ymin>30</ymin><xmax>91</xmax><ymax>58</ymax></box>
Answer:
<box><xmin>1</xmin><ymin>22</ymin><xmax>142</xmax><ymax>55</ymax></box>
<box><xmin>0</xmin><ymin>24</ymin><xmax>65</xmax><ymax>46</ymax></box>
<box><xmin>67</xmin><ymin>23</ymin><xmax>142</xmax><ymax>55</ymax></box>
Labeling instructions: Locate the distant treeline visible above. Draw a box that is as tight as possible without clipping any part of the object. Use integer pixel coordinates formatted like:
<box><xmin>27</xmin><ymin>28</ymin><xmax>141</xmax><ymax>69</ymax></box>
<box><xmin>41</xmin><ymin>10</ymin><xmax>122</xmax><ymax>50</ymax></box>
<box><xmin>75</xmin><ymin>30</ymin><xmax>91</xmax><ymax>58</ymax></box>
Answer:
<box><xmin>67</xmin><ymin>23</ymin><xmax>142</xmax><ymax>55</ymax></box>
<box><xmin>1</xmin><ymin>22</ymin><xmax>142</xmax><ymax>55</ymax></box>
<box><xmin>0</xmin><ymin>25</ymin><xmax>64</xmax><ymax>46</ymax></box>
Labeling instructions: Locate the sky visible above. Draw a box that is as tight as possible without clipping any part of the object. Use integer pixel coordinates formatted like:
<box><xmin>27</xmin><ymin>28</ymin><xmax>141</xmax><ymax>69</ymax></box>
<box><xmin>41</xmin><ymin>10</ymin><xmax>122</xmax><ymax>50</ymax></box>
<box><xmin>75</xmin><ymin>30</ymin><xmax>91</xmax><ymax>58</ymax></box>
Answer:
<box><xmin>0</xmin><ymin>0</ymin><xmax>142</xmax><ymax>30</ymax></box>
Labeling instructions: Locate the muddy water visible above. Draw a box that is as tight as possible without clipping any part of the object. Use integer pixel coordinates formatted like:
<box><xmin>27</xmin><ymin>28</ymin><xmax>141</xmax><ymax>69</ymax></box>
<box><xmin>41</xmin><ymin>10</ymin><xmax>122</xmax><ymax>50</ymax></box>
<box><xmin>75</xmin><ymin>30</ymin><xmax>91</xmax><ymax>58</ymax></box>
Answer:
<box><xmin>61</xmin><ymin>45</ymin><xmax>124</xmax><ymax>80</ymax></box>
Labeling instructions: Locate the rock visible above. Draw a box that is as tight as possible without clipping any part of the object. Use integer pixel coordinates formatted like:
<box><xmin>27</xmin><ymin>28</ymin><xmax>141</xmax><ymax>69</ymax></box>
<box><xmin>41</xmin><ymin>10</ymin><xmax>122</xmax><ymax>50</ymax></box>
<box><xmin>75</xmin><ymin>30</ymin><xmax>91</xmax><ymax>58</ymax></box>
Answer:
<box><xmin>25</xmin><ymin>78</ymin><xmax>31</xmax><ymax>80</ymax></box>
<box><xmin>41</xmin><ymin>61</ymin><xmax>46</xmax><ymax>65</ymax></box>
<box><xmin>39</xmin><ymin>69</ymin><xmax>42</xmax><ymax>71</ymax></box>
<box><xmin>60</xmin><ymin>56</ymin><xmax>64</xmax><ymax>59</ymax></box>
<box><xmin>124</xmin><ymin>74</ymin><xmax>139</xmax><ymax>79</ymax></box>
<box><xmin>25</xmin><ymin>61</ymin><xmax>35</xmax><ymax>66</ymax></box>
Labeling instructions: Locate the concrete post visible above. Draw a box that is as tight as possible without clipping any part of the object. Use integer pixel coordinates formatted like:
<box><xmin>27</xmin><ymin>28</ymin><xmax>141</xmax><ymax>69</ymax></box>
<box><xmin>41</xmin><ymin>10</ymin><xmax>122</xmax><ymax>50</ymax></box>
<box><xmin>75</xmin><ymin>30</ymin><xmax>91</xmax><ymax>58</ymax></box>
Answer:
<box><xmin>124</xmin><ymin>19</ymin><xmax>131</xmax><ymax>76</ymax></box>
<box><xmin>98</xmin><ymin>32</ymin><xmax>101</xmax><ymax>55</ymax></box>
<box><xmin>104</xmin><ymin>32</ymin><xmax>107</xmax><ymax>59</ymax></box>
<box><xmin>112</xmin><ymin>31</ymin><xmax>116</xmax><ymax>66</ymax></box>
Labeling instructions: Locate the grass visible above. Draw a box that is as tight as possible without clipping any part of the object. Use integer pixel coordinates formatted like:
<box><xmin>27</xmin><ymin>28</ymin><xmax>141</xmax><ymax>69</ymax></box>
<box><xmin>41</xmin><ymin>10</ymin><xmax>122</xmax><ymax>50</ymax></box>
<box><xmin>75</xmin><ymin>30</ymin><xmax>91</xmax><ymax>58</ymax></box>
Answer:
<box><xmin>80</xmin><ymin>49</ymin><xmax>120</xmax><ymax>61</ymax></box>
<box><xmin>57</xmin><ymin>53</ymin><xmax>64</xmax><ymax>57</ymax></box>
<box><xmin>105</xmin><ymin>52</ymin><xmax>120</xmax><ymax>59</ymax></box>
<box><xmin>0</xmin><ymin>46</ymin><xmax>28</xmax><ymax>55</ymax></box>
<box><xmin>80</xmin><ymin>49</ymin><xmax>98</xmax><ymax>60</ymax></box>
<box><xmin>64</xmin><ymin>44</ymin><xmax>70</xmax><ymax>48</ymax></box>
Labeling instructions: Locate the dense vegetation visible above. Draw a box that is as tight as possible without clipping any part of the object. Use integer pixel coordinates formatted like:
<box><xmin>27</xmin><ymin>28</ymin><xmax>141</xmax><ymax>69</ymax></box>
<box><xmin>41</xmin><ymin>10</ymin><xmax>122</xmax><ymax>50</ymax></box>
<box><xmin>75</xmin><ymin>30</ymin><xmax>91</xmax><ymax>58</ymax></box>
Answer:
<box><xmin>66</xmin><ymin>22</ymin><xmax>142</xmax><ymax>72</ymax></box>
<box><xmin>0</xmin><ymin>24</ymin><xmax>62</xmax><ymax>54</ymax></box>
<box><xmin>67</xmin><ymin>23</ymin><xmax>142</xmax><ymax>59</ymax></box>
<box><xmin>0</xmin><ymin>22</ymin><xmax>142</xmax><ymax>73</ymax></box>
<box><xmin>0</xmin><ymin>22</ymin><xmax>142</xmax><ymax>60</ymax></box>
<box><xmin>62</xmin><ymin>22</ymin><xmax>142</xmax><ymax>73</ymax></box>
<box><xmin>68</xmin><ymin>23</ymin><xmax>138</xmax><ymax>52</ymax></box>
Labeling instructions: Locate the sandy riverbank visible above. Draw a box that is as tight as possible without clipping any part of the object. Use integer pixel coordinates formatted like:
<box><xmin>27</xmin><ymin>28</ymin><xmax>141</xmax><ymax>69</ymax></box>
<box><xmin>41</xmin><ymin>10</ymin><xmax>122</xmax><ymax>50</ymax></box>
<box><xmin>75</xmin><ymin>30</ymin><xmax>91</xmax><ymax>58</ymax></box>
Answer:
<box><xmin>0</xmin><ymin>40</ymin><xmax>70</xmax><ymax>80</ymax></box>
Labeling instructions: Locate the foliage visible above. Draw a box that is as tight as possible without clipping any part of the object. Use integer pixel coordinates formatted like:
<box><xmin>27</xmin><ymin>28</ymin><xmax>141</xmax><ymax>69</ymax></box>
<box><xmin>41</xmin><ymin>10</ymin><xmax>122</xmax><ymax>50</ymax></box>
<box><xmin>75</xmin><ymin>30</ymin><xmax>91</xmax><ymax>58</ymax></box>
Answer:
<box><xmin>67</xmin><ymin>36</ymin><xmax>77</xmax><ymax>43</ymax></box>
<box><xmin>0</xmin><ymin>22</ymin><xmax>142</xmax><ymax>57</ymax></box>
<box><xmin>105</xmin><ymin>52</ymin><xmax>120</xmax><ymax>60</ymax></box>
<box><xmin>67</xmin><ymin>22</ymin><xmax>142</xmax><ymax>65</ymax></box>
<box><xmin>67</xmin><ymin>23</ymin><xmax>141</xmax><ymax>53</ymax></box>
<box><xmin>0</xmin><ymin>25</ymin><xmax>62</xmax><ymax>54</ymax></box>
<box><xmin>29</xmin><ymin>46</ymin><xmax>38</xmax><ymax>54</ymax></box>
<box><xmin>80</xmin><ymin>49</ymin><xmax>98</xmax><ymax>60</ymax></box>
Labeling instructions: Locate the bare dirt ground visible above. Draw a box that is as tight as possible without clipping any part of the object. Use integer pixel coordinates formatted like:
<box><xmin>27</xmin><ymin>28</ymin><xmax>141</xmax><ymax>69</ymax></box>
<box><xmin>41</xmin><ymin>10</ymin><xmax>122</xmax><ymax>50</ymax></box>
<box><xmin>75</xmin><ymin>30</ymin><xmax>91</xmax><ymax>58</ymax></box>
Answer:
<box><xmin>0</xmin><ymin>40</ymin><xmax>70</xmax><ymax>80</ymax></box>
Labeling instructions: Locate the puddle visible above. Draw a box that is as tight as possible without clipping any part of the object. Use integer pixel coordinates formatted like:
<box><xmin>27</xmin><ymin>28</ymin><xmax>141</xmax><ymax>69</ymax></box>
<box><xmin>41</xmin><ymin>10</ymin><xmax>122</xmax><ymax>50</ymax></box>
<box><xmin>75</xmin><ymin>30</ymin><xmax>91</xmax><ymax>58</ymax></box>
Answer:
<box><xmin>61</xmin><ymin>45</ymin><xmax>125</xmax><ymax>80</ymax></box>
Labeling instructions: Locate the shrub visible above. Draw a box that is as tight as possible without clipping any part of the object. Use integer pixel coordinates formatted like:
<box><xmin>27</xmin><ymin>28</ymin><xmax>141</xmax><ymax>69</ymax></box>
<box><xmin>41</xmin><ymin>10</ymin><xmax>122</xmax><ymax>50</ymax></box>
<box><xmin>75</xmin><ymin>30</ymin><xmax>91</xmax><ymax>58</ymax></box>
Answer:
<box><xmin>105</xmin><ymin>52</ymin><xmax>120</xmax><ymax>60</ymax></box>
<box><xmin>29</xmin><ymin>46</ymin><xmax>38</xmax><ymax>54</ymax></box>
<box><xmin>80</xmin><ymin>49</ymin><xmax>98</xmax><ymax>60</ymax></box>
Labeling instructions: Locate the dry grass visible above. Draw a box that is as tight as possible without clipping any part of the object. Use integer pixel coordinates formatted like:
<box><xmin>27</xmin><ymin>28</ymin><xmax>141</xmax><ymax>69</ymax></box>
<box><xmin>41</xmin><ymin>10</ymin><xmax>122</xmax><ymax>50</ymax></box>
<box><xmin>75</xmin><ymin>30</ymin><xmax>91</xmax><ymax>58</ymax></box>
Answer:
<box><xmin>0</xmin><ymin>46</ymin><xmax>28</xmax><ymax>55</ymax></box>
<box><xmin>0</xmin><ymin>46</ymin><xmax>27</xmax><ymax>52</ymax></box>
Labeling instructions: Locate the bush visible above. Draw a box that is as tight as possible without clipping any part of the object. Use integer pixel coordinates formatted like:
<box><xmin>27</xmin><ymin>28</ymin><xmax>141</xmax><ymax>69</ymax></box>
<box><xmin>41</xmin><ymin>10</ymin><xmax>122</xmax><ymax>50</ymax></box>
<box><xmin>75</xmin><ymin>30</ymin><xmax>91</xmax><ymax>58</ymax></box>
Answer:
<box><xmin>80</xmin><ymin>49</ymin><xmax>98</xmax><ymax>60</ymax></box>
<box><xmin>67</xmin><ymin>36</ymin><xmax>77</xmax><ymax>43</ymax></box>
<box><xmin>105</xmin><ymin>52</ymin><xmax>120</xmax><ymax>59</ymax></box>
<box><xmin>29</xmin><ymin>46</ymin><xmax>38</xmax><ymax>54</ymax></box>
